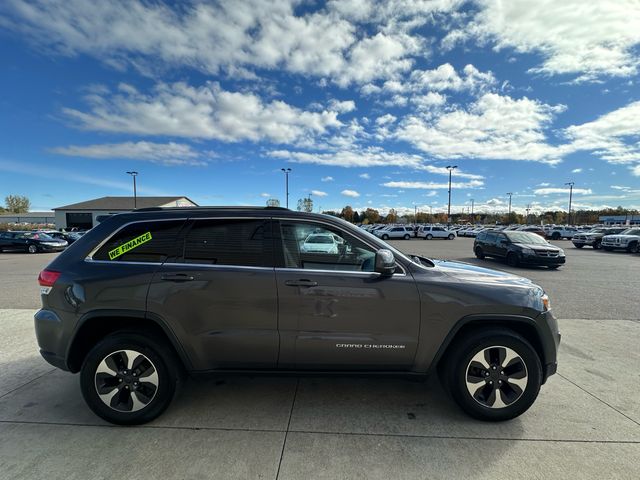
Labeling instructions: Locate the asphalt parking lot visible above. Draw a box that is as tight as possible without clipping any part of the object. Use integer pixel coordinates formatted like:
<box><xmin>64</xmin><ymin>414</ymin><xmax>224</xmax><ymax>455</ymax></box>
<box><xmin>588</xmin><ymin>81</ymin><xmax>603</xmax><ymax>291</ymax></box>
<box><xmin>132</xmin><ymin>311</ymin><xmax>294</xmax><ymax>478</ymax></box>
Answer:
<box><xmin>0</xmin><ymin>238</ymin><xmax>638</xmax><ymax>479</ymax></box>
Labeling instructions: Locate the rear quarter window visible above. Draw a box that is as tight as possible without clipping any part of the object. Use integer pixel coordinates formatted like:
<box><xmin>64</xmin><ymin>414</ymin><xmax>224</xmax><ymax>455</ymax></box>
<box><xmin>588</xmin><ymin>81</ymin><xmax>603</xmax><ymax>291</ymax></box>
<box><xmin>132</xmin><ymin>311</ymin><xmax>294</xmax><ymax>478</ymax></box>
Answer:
<box><xmin>93</xmin><ymin>220</ymin><xmax>186</xmax><ymax>263</ymax></box>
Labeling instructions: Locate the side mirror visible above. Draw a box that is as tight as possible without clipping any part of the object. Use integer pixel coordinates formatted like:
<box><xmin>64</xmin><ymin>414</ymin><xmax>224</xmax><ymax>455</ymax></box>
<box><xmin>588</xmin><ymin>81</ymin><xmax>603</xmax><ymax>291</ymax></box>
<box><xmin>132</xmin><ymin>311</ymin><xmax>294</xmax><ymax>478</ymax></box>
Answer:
<box><xmin>375</xmin><ymin>249</ymin><xmax>396</xmax><ymax>276</ymax></box>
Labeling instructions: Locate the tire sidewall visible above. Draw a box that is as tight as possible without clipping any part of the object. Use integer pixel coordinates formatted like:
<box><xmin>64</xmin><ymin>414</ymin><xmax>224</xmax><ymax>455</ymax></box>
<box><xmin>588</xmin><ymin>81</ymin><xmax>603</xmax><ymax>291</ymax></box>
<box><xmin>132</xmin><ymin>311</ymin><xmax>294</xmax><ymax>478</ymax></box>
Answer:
<box><xmin>80</xmin><ymin>332</ymin><xmax>179</xmax><ymax>425</ymax></box>
<box><xmin>426</xmin><ymin>234</ymin><xmax>433</xmax><ymax>240</ymax></box>
<box><xmin>446</xmin><ymin>332</ymin><xmax>542</xmax><ymax>421</ymax></box>
<box><xmin>28</xmin><ymin>244</ymin><xmax>38</xmax><ymax>253</ymax></box>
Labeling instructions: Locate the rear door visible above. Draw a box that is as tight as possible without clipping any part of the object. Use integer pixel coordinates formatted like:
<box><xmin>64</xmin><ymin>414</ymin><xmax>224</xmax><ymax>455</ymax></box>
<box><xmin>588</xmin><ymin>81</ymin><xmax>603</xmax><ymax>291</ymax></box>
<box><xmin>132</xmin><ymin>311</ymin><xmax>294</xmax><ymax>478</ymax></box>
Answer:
<box><xmin>147</xmin><ymin>217</ymin><xmax>279</xmax><ymax>371</ymax></box>
<box><xmin>273</xmin><ymin>218</ymin><xmax>420</xmax><ymax>370</ymax></box>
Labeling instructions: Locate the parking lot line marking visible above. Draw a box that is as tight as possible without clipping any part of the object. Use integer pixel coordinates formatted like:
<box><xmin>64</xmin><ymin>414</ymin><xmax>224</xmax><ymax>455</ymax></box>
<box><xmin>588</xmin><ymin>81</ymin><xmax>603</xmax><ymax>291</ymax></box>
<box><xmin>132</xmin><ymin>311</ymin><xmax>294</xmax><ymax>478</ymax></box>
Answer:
<box><xmin>275</xmin><ymin>378</ymin><xmax>300</xmax><ymax>480</ymax></box>
<box><xmin>557</xmin><ymin>373</ymin><xmax>640</xmax><ymax>427</ymax></box>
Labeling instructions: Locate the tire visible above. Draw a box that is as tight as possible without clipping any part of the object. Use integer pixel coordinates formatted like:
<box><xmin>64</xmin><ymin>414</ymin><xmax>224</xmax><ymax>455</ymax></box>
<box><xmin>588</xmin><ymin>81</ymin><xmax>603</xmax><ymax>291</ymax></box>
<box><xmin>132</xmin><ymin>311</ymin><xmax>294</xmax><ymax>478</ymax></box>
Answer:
<box><xmin>593</xmin><ymin>241</ymin><xmax>601</xmax><ymax>250</ymax></box>
<box><xmin>627</xmin><ymin>242</ymin><xmax>639</xmax><ymax>254</ymax></box>
<box><xmin>574</xmin><ymin>244</ymin><xmax>584</xmax><ymax>249</ymax></box>
<box><xmin>474</xmin><ymin>247</ymin><xmax>485</xmax><ymax>259</ymax></box>
<box><xmin>382</xmin><ymin>234</ymin><xmax>389</xmax><ymax>240</ymax></box>
<box><xmin>442</xmin><ymin>330</ymin><xmax>542</xmax><ymax>421</ymax></box>
<box><xmin>506</xmin><ymin>252</ymin><xmax>519</xmax><ymax>267</ymax></box>
<box><xmin>448</xmin><ymin>234</ymin><xmax>455</xmax><ymax>240</ymax></box>
<box><xmin>80</xmin><ymin>332</ymin><xmax>181</xmax><ymax>425</ymax></box>
<box><xmin>551</xmin><ymin>233</ymin><xmax>560</xmax><ymax>240</ymax></box>
<box><xmin>28</xmin><ymin>244</ymin><xmax>38</xmax><ymax>254</ymax></box>
<box><xmin>426</xmin><ymin>234</ymin><xmax>433</xmax><ymax>240</ymax></box>
<box><xmin>403</xmin><ymin>234</ymin><xmax>411</xmax><ymax>240</ymax></box>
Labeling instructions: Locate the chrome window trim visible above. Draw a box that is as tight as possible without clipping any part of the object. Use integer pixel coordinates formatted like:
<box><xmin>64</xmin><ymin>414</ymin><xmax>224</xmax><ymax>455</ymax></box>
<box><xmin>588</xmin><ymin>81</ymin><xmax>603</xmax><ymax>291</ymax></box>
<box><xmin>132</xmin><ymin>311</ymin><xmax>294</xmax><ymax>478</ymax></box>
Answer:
<box><xmin>84</xmin><ymin>214</ymin><xmax>408</xmax><ymax>275</ymax></box>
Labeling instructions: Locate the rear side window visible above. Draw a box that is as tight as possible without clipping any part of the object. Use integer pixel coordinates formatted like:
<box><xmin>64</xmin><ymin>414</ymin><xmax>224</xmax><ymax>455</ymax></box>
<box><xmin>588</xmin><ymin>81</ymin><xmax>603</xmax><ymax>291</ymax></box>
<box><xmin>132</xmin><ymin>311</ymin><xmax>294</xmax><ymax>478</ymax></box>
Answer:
<box><xmin>93</xmin><ymin>220</ymin><xmax>185</xmax><ymax>262</ymax></box>
<box><xmin>477</xmin><ymin>231</ymin><xmax>486</xmax><ymax>241</ymax></box>
<box><xmin>182</xmin><ymin>218</ymin><xmax>272</xmax><ymax>267</ymax></box>
<box><xmin>485</xmin><ymin>232</ymin><xmax>497</xmax><ymax>243</ymax></box>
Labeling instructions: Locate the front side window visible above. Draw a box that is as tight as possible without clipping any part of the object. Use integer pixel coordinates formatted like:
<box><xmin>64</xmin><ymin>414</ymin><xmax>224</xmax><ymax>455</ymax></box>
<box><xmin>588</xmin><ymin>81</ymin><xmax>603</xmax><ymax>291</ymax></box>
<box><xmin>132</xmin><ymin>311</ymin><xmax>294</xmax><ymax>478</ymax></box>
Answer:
<box><xmin>93</xmin><ymin>220</ymin><xmax>185</xmax><ymax>262</ymax></box>
<box><xmin>183</xmin><ymin>218</ymin><xmax>272</xmax><ymax>267</ymax></box>
<box><xmin>278</xmin><ymin>221</ymin><xmax>376</xmax><ymax>272</ymax></box>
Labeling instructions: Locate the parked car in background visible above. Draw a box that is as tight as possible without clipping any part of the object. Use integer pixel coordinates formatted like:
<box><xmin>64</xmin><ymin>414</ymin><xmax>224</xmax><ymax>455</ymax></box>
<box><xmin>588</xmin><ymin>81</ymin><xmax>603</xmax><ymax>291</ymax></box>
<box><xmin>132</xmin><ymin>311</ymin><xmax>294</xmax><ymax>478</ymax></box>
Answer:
<box><xmin>572</xmin><ymin>227</ymin><xmax>627</xmax><ymax>249</ymax></box>
<box><xmin>40</xmin><ymin>230</ymin><xmax>84</xmax><ymax>245</ymax></box>
<box><xmin>518</xmin><ymin>226</ymin><xmax>546</xmax><ymax>238</ymax></box>
<box><xmin>465</xmin><ymin>226</ymin><xmax>486</xmax><ymax>238</ymax></box>
<box><xmin>600</xmin><ymin>228</ymin><xmax>640</xmax><ymax>253</ymax></box>
<box><xmin>0</xmin><ymin>231</ymin><xmax>67</xmax><ymax>253</ymax></box>
<box><xmin>545</xmin><ymin>226</ymin><xmax>578</xmax><ymax>240</ymax></box>
<box><xmin>418</xmin><ymin>226</ymin><xmax>456</xmax><ymax>240</ymax></box>
<box><xmin>374</xmin><ymin>226</ymin><xmax>412</xmax><ymax>240</ymax></box>
<box><xmin>474</xmin><ymin>230</ymin><xmax>566</xmax><ymax>268</ymax></box>
<box><xmin>301</xmin><ymin>233</ymin><xmax>341</xmax><ymax>254</ymax></box>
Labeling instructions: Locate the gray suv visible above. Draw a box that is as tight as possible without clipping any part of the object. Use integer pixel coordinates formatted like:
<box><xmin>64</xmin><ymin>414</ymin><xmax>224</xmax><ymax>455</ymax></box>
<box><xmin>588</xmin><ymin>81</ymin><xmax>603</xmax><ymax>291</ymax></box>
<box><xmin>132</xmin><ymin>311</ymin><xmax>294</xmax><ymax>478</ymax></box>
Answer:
<box><xmin>35</xmin><ymin>207</ymin><xmax>559</xmax><ymax>425</ymax></box>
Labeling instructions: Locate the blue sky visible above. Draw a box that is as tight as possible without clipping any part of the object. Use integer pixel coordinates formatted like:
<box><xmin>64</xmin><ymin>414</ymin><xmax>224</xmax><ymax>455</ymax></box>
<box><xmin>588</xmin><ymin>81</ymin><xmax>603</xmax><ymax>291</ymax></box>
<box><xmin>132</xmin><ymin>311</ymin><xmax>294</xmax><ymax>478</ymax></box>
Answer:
<box><xmin>1</xmin><ymin>0</ymin><xmax>639</xmax><ymax>215</ymax></box>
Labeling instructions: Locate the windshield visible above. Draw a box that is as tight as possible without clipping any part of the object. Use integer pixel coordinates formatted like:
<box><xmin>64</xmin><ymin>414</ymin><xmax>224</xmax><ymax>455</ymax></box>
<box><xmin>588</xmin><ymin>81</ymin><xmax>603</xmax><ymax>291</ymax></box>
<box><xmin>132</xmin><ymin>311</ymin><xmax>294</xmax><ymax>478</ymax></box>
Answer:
<box><xmin>306</xmin><ymin>235</ymin><xmax>333</xmax><ymax>244</ymax></box>
<box><xmin>18</xmin><ymin>232</ymin><xmax>55</xmax><ymax>240</ymax></box>
<box><xmin>505</xmin><ymin>231</ymin><xmax>548</xmax><ymax>245</ymax></box>
<box><xmin>621</xmin><ymin>229</ymin><xmax>640</xmax><ymax>235</ymax></box>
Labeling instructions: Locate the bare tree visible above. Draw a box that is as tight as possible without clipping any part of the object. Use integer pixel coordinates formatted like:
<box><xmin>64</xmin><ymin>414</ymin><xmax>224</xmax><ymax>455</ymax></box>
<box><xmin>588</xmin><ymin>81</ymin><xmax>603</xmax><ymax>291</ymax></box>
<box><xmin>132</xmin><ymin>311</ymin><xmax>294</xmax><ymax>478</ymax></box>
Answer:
<box><xmin>5</xmin><ymin>195</ymin><xmax>30</xmax><ymax>213</ymax></box>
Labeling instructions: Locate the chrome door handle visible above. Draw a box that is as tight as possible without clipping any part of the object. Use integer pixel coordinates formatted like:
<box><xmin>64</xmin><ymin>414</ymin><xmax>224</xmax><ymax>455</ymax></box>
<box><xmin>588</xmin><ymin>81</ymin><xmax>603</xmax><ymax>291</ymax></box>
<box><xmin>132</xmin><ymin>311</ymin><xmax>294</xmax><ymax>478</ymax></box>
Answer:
<box><xmin>161</xmin><ymin>273</ymin><xmax>194</xmax><ymax>282</ymax></box>
<box><xmin>285</xmin><ymin>279</ymin><xmax>318</xmax><ymax>287</ymax></box>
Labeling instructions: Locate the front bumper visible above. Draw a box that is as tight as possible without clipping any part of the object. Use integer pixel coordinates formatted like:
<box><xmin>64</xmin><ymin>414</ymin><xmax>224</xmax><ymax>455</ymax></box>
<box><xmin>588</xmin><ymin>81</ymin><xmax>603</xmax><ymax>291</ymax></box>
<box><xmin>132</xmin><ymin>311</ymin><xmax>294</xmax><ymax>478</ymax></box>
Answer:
<box><xmin>520</xmin><ymin>254</ymin><xmax>566</xmax><ymax>266</ymax></box>
<box><xmin>572</xmin><ymin>239</ymin><xmax>595</xmax><ymax>247</ymax></box>
<box><xmin>538</xmin><ymin>310</ymin><xmax>560</xmax><ymax>384</ymax></box>
<box><xmin>601</xmin><ymin>241</ymin><xmax>626</xmax><ymax>249</ymax></box>
<box><xmin>39</xmin><ymin>244</ymin><xmax>66</xmax><ymax>252</ymax></box>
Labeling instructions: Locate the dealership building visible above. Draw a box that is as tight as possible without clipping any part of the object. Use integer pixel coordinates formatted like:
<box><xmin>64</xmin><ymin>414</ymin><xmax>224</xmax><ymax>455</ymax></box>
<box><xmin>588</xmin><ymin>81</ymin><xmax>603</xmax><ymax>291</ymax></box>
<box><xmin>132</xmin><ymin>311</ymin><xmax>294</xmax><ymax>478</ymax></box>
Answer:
<box><xmin>0</xmin><ymin>211</ymin><xmax>55</xmax><ymax>225</ymax></box>
<box><xmin>53</xmin><ymin>196</ymin><xmax>198</xmax><ymax>230</ymax></box>
<box><xmin>599</xmin><ymin>215</ymin><xmax>640</xmax><ymax>226</ymax></box>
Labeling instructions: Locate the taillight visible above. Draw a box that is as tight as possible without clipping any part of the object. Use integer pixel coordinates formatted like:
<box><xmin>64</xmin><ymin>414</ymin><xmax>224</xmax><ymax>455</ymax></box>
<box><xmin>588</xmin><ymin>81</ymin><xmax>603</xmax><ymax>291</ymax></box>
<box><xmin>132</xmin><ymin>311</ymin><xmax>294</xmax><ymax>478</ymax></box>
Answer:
<box><xmin>38</xmin><ymin>270</ymin><xmax>61</xmax><ymax>287</ymax></box>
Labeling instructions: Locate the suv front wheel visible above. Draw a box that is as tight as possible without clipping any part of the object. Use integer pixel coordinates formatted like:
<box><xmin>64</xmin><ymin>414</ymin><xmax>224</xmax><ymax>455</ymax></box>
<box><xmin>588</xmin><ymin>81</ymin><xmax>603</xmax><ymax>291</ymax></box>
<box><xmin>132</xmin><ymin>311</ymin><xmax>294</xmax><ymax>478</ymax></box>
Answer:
<box><xmin>80</xmin><ymin>332</ymin><xmax>181</xmax><ymax>425</ymax></box>
<box><xmin>443</xmin><ymin>331</ymin><xmax>542</xmax><ymax>421</ymax></box>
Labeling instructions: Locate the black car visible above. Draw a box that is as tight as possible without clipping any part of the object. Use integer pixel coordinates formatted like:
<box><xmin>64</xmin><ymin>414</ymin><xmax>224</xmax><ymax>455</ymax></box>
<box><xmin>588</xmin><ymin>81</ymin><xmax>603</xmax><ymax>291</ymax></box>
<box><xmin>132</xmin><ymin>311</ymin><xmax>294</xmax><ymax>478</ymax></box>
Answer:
<box><xmin>35</xmin><ymin>207</ymin><xmax>559</xmax><ymax>425</ymax></box>
<box><xmin>0</xmin><ymin>231</ymin><xmax>68</xmax><ymax>253</ymax></box>
<box><xmin>474</xmin><ymin>230</ymin><xmax>566</xmax><ymax>268</ymax></box>
<box><xmin>42</xmin><ymin>230</ymin><xmax>84</xmax><ymax>245</ymax></box>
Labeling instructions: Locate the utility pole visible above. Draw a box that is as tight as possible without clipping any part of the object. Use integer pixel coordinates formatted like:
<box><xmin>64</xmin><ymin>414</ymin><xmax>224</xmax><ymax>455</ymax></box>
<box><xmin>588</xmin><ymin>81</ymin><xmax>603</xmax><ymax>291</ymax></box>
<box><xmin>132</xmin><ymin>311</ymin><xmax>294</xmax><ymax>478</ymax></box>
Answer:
<box><xmin>126</xmin><ymin>171</ymin><xmax>138</xmax><ymax>208</ymax></box>
<box><xmin>506</xmin><ymin>192</ymin><xmax>513</xmax><ymax>221</ymax></box>
<box><xmin>470</xmin><ymin>199</ymin><xmax>474</xmax><ymax>217</ymax></box>
<box><xmin>281</xmin><ymin>168</ymin><xmax>291</xmax><ymax>208</ymax></box>
<box><xmin>414</xmin><ymin>204</ymin><xmax>417</xmax><ymax>223</ymax></box>
<box><xmin>526</xmin><ymin>204</ymin><xmax>531</xmax><ymax>224</ymax></box>
<box><xmin>446</xmin><ymin>165</ymin><xmax>458</xmax><ymax>224</ymax></box>
<box><xmin>565</xmin><ymin>182</ymin><xmax>574</xmax><ymax>225</ymax></box>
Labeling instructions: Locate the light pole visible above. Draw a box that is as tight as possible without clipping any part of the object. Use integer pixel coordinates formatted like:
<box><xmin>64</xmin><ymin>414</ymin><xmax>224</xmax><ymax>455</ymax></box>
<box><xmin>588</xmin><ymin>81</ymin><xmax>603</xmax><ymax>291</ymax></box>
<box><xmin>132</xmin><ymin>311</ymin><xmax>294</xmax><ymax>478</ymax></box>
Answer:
<box><xmin>470</xmin><ymin>198</ymin><xmax>475</xmax><ymax>222</ymax></box>
<box><xmin>506</xmin><ymin>192</ymin><xmax>513</xmax><ymax>221</ymax></box>
<box><xmin>281</xmin><ymin>168</ymin><xmax>291</xmax><ymax>208</ymax></box>
<box><xmin>126</xmin><ymin>171</ymin><xmax>138</xmax><ymax>208</ymax></box>
<box><xmin>565</xmin><ymin>182</ymin><xmax>574</xmax><ymax>225</ymax></box>
<box><xmin>446</xmin><ymin>165</ymin><xmax>458</xmax><ymax>224</ymax></box>
<box><xmin>526</xmin><ymin>204</ymin><xmax>531</xmax><ymax>224</ymax></box>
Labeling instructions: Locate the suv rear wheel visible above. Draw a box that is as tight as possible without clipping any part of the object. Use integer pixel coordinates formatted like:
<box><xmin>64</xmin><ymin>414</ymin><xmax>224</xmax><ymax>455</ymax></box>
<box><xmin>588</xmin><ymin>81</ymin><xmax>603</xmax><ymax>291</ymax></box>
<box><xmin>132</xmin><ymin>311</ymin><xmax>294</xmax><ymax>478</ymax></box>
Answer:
<box><xmin>474</xmin><ymin>246</ymin><xmax>485</xmax><ymax>259</ymax></box>
<box><xmin>80</xmin><ymin>332</ymin><xmax>181</xmax><ymax>425</ymax></box>
<box><xmin>443</xmin><ymin>331</ymin><xmax>542</xmax><ymax>421</ymax></box>
<box><xmin>403</xmin><ymin>233</ymin><xmax>411</xmax><ymax>240</ymax></box>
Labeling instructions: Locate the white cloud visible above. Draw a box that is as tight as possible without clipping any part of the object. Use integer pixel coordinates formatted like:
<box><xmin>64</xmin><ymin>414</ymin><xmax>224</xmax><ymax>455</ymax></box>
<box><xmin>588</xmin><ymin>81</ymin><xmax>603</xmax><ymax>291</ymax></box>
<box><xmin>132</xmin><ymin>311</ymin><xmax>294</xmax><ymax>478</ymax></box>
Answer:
<box><xmin>396</xmin><ymin>93</ymin><xmax>564</xmax><ymax>163</ymax></box>
<box><xmin>571</xmin><ymin>168</ymin><xmax>583</xmax><ymax>173</ymax></box>
<box><xmin>534</xmin><ymin>187</ymin><xmax>593</xmax><ymax>195</ymax></box>
<box><xmin>1</xmin><ymin>0</ymin><xmax>460</xmax><ymax>86</ymax></box>
<box><xmin>537</xmin><ymin>182</ymin><xmax>551</xmax><ymax>187</ymax></box>
<box><xmin>269</xmin><ymin>148</ymin><xmax>424</xmax><ymax>168</ymax></box>
<box><xmin>562</xmin><ymin>100</ymin><xmax>640</xmax><ymax>165</ymax></box>
<box><xmin>260</xmin><ymin>193</ymin><xmax>271</xmax><ymax>198</ymax></box>
<box><xmin>341</xmin><ymin>189</ymin><xmax>360</xmax><ymax>197</ymax></box>
<box><xmin>383</xmin><ymin>180</ymin><xmax>485</xmax><ymax>189</ymax></box>
<box><xmin>359</xmin><ymin>173</ymin><xmax>371</xmax><ymax>179</ymax></box>
<box><xmin>311</xmin><ymin>190</ymin><xmax>328</xmax><ymax>197</ymax></box>
<box><xmin>321</xmin><ymin>176</ymin><xmax>334</xmax><ymax>182</ymax></box>
<box><xmin>50</xmin><ymin>141</ymin><xmax>206</xmax><ymax>166</ymax></box>
<box><xmin>632</xmin><ymin>165</ymin><xmax>640</xmax><ymax>177</ymax></box>
<box><xmin>375</xmin><ymin>113</ymin><xmax>397</xmax><ymax>126</ymax></box>
<box><xmin>63</xmin><ymin>82</ymin><xmax>344</xmax><ymax>144</ymax></box>
<box><xmin>445</xmin><ymin>0</ymin><xmax>640</xmax><ymax>82</ymax></box>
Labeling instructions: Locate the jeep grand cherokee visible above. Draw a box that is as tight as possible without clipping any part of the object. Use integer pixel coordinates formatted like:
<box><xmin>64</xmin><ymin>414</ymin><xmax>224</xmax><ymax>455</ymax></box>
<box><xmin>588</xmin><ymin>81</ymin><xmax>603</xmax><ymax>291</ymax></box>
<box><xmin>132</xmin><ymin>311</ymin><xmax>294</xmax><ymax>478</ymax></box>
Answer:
<box><xmin>35</xmin><ymin>207</ymin><xmax>559</xmax><ymax>425</ymax></box>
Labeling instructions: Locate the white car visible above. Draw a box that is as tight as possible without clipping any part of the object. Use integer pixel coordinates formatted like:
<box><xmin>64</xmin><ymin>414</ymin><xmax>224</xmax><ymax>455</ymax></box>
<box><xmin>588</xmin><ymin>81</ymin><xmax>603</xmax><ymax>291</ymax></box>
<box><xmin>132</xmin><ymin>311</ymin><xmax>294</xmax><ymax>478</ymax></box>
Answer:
<box><xmin>301</xmin><ymin>233</ymin><xmax>340</xmax><ymax>253</ymax></box>
<box><xmin>418</xmin><ymin>226</ymin><xmax>456</xmax><ymax>240</ymax></box>
<box><xmin>601</xmin><ymin>228</ymin><xmax>640</xmax><ymax>253</ymax></box>
<box><xmin>374</xmin><ymin>226</ymin><xmax>413</xmax><ymax>240</ymax></box>
<box><xmin>545</xmin><ymin>226</ymin><xmax>578</xmax><ymax>240</ymax></box>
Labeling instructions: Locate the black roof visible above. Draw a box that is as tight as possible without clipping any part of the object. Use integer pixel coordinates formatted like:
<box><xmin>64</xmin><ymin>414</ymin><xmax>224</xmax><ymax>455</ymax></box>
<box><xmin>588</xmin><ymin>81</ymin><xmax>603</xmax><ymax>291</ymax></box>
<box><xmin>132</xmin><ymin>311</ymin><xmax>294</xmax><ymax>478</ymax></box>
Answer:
<box><xmin>54</xmin><ymin>196</ymin><xmax>197</xmax><ymax>210</ymax></box>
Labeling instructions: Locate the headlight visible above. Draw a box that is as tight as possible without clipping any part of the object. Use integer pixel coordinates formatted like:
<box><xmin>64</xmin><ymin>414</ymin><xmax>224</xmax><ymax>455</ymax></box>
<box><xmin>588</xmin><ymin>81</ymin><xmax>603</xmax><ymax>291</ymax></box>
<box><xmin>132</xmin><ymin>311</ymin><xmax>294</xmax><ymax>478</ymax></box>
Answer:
<box><xmin>558</xmin><ymin>248</ymin><xmax>565</xmax><ymax>257</ymax></box>
<box><xmin>521</xmin><ymin>248</ymin><xmax>535</xmax><ymax>255</ymax></box>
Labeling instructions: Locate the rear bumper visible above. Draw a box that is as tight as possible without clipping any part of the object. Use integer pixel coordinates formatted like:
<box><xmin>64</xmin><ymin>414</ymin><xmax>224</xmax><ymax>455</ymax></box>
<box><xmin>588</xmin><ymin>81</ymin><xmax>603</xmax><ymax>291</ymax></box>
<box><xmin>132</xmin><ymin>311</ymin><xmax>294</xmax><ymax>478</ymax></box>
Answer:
<box><xmin>34</xmin><ymin>309</ymin><xmax>70</xmax><ymax>371</ymax></box>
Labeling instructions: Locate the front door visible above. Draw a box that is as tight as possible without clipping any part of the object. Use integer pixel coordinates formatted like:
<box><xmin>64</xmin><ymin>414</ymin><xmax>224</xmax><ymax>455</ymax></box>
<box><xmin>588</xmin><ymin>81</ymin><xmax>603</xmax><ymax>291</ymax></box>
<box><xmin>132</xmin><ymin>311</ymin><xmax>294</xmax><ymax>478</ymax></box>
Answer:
<box><xmin>147</xmin><ymin>217</ymin><xmax>279</xmax><ymax>371</ymax></box>
<box><xmin>274</xmin><ymin>219</ymin><xmax>420</xmax><ymax>370</ymax></box>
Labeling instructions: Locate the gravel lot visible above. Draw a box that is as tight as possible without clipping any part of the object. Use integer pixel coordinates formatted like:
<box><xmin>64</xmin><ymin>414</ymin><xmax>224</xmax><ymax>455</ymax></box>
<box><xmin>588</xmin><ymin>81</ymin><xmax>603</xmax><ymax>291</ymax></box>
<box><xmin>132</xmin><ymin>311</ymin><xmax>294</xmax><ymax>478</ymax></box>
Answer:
<box><xmin>0</xmin><ymin>237</ymin><xmax>638</xmax><ymax>479</ymax></box>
